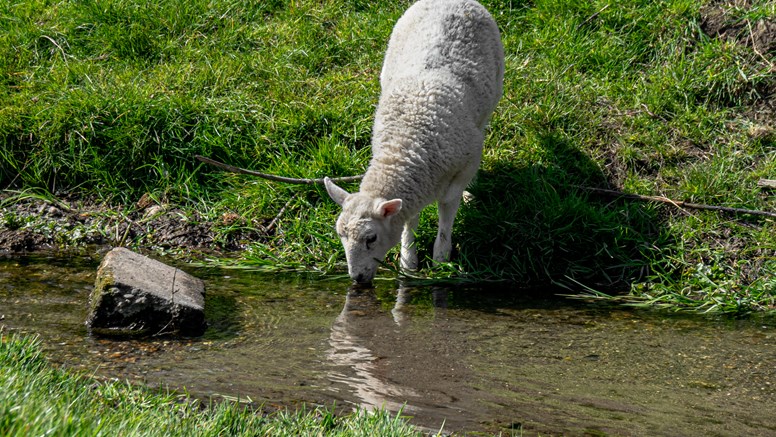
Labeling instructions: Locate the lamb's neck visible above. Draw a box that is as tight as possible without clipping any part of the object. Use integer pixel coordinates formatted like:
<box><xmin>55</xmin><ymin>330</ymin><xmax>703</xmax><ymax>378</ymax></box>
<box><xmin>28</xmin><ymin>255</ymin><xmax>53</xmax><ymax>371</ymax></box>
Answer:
<box><xmin>359</xmin><ymin>161</ymin><xmax>427</xmax><ymax>218</ymax></box>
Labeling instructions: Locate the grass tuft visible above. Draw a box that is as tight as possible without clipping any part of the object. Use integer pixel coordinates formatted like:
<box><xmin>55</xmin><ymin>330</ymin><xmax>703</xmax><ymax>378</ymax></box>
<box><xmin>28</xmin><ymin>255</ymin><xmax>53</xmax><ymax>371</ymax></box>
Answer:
<box><xmin>0</xmin><ymin>332</ymin><xmax>423</xmax><ymax>436</ymax></box>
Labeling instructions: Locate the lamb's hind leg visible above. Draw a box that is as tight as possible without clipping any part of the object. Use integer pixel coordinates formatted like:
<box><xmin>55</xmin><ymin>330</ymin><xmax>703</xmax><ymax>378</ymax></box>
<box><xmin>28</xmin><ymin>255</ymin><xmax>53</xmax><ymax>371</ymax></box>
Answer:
<box><xmin>434</xmin><ymin>181</ymin><xmax>471</xmax><ymax>263</ymax></box>
<box><xmin>434</xmin><ymin>163</ymin><xmax>479</xmax><ymax>263</ymax></box>
<box><xmin>433</xmin><ymin>195</ymin><xmax>462</xmax><ymax>263</ymax></box>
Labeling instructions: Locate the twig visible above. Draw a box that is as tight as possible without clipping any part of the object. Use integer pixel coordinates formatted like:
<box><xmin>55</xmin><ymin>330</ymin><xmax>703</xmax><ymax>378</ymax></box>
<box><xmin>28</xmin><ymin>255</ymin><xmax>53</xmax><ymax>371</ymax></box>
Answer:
<box><xmin>117</xmin><ymin>215</ymin><xmax>139</xmax><ymax>247</ymax></box>
<box><xmin>196</xmin><ymin>154</ymin><xmax>775</xmax><ymax>218</ymax></box>
<box><xmin>195</xmin><ymin>155</ymin><xmax>363</xmax><ymax>185</ymax></box>
<box><xmin>577</xmin><ymin>4</ymin><xmax>610</xmax><ymax>30</ymax></box>
<box><xmin>579</xmin><ymin>186</ymin><xmax>776</xmax><ymax>219</ymax></box>
<box><xmin>757</xmin><ymin>179</ymin><xmax>776</xmax><ymax>189</ymax></box>
<box><xmin>154</xmin><ymin>268</ymin><xmax>178</xmax><ymax>337</ymax></box>
<box><xmin>265</xmin><ymin>194</ymin><xmax>296</xmax><ymax>234</ymax></box>
<box><xmin>118</xmin><ymin>222</ymin><xmax>132</xmax><ymax>247</ymax></box>
<box><xmin>747</xmin><ymin>20</ymin><xmax>775</xmax><ymax>71</ymax></box>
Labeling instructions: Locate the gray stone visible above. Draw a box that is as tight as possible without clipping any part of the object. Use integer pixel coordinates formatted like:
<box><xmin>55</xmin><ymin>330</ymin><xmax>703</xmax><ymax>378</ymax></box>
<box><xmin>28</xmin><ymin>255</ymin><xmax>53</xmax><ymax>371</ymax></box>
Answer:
<box><xmin>87</xmin><ymin>247</ymin><xmax>206</xmax><ymax>336</ymax></box>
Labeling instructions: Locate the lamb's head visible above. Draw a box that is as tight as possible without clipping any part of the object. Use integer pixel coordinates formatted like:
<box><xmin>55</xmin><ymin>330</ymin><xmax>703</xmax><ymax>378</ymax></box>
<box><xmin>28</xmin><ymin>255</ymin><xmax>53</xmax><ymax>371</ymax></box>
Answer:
<box><xmin>325</xmin><ymin>177</ymin><xmax>404</xmax><ymax>286</ymax></box>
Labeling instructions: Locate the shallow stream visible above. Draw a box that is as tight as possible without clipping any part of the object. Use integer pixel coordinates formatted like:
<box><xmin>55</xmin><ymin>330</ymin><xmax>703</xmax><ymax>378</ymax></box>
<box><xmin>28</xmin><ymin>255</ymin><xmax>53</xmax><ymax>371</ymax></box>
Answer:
<box><xmin>1</xmin><ymin>254</ymin><xmax>774</xmax><ymax>435</ymax></box>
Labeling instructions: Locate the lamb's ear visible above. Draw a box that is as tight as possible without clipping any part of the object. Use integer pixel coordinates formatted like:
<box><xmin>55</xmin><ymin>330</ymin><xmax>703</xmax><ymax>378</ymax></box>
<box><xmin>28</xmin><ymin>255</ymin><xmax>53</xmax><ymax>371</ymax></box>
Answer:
<box><xmin>324</xmin><ymin>177</ymin><xmax>350</xmax><ymax>206</ymax></box>
<box><xmin>376</xmin><ymin>199</ymin><xmax>402</xmax><ymax>218</ymax></box>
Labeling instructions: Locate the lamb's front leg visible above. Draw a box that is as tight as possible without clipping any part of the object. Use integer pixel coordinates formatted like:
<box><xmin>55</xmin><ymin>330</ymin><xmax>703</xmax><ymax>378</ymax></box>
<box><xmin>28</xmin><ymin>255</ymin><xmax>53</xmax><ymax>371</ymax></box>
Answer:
<box><xmin>400</xmin><ymin>214</ymin><xmax>419</xmax><ymax>270</ymax></box>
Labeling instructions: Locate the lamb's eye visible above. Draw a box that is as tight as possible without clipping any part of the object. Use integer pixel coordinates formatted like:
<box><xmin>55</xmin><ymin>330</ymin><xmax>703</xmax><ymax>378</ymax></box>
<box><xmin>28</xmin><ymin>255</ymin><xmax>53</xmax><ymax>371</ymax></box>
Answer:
<box><xmin>365</xmin><ymin>235</ymin><xmax>377</xmax><ymax>248</ymax></box>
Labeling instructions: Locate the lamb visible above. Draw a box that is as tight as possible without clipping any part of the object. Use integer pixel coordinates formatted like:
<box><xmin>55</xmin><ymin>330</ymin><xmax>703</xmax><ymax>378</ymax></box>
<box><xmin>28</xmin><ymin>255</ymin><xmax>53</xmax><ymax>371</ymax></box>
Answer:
<box><xmin>325</xmin><ymin>0</ymin><xmax>504</xmax><ymax>285</ymax></box>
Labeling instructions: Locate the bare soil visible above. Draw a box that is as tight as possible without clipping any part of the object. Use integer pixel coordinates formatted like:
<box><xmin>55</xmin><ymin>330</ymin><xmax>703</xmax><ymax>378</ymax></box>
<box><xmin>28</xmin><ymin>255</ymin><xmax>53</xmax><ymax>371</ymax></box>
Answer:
<box><xmin>700</xmin><ymin>0</ymin><xmax>776</xmax><ymax>55</ymax></box>
<box><xmin>0</xmin><ymin>193</ymin><xmax>262</xmax><ymax>255</ymax></box>
<box><xmin>700</xmin><ymin>0</ymin><xmax>776</xmax><ymax>124</ymax></box>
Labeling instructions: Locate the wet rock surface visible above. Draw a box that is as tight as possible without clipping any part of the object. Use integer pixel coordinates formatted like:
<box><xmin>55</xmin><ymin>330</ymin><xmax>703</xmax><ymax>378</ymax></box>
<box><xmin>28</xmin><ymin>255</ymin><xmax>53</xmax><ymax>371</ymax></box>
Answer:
<box><xmin>87</xmin><ymin>247</ymin><xmax>206</xmax><ymax>337</ymax></box>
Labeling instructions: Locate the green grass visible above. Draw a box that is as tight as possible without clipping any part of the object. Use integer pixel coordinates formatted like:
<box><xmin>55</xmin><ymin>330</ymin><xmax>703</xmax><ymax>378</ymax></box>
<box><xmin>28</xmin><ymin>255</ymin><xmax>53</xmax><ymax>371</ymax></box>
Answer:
<box><xmin>0</xmin><ymin>332</ymin><xmax>423</xmax><ymax>437</ymax></box>
<box><xmin>1</xmin><ymin>0</ymin><xmax>774</xmax><ymax>313</ymax></box>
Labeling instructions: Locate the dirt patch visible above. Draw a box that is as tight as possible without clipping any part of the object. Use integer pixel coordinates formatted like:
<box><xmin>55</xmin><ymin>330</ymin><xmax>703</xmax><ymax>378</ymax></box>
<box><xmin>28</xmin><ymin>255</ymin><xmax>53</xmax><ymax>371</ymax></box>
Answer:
<box><xmin>0</xmin><ymin>230</ymin><xmax>49</xmax><ymax>253</ymax></box>
<box><xmin>700</xmin><ymin>1</ymin><xmax>776</xmax><ymax>127</ymax></box>
<box><xmin>700</xmin><ymin>1</ymin><xmax>776</xmax><ymax>54</ymax></box>
<box><xmin>0</xmin><ymin>194</ymin><xmax>265</xmax><ymax>256</ymax></box>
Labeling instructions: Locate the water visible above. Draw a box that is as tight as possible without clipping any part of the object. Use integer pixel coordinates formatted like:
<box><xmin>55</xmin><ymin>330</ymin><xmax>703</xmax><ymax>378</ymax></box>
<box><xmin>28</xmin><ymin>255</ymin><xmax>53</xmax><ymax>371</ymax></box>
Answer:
<box><xmin>1</xmin><ymin>254</ymin><xmax>774</xmax><ymax>436</ymax></box>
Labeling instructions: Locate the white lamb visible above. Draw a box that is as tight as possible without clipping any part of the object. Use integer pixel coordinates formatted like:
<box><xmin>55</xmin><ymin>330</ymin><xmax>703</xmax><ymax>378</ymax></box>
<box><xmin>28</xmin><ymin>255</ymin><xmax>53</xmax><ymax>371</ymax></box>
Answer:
<box><xmin>325</xmin><ymin>0</ymin><xmax>504</xmax><ymax>285</ymax></box>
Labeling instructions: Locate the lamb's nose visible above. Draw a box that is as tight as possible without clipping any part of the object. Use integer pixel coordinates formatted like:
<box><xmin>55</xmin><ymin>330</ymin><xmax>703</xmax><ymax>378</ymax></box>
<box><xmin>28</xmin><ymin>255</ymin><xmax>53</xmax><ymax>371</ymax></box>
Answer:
<box><xmin>353</xmin><ymin>274</ymin><xmax>373</xmax><ymax>288</ymax></box>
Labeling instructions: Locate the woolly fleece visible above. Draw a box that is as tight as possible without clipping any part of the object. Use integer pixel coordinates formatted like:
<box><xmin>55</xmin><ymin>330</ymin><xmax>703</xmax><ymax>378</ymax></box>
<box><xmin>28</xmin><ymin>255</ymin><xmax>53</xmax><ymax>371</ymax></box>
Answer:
<box><xmin>326</xmin><ymin>0</ymin><xmax>504</xmax><ymax>284</ymax></box>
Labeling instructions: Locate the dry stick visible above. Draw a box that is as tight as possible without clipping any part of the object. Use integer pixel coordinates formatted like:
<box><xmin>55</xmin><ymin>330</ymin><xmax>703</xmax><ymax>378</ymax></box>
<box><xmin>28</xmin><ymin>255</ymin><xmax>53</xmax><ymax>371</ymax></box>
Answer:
<box><xmin>154</xmin><ymin>268</ymin><xmax>178</xmax><ymax>337</ymax></box>
<box><xmin>118</xmin><ymin>221</ymin><xmax>132</xmax><ymax>247</ymax></box>
<box><xmin>265</xmin><ymin>194</ymin><xmax>296</xmax><ymax>234</ymax></box>
<box><xmin>758</xmin><ymin>179</ymin><xmax>776</xmax><ymax>189</ymax></box>
<box><xmin>577</xmin><ymin>4</ymin><xmax>610</xmax><ymax>30</ymax></box>
<box><xmin>747</xmin><ymin>20</ymin><xmax>775</xmax><ymax>71</ymax></box>
<box><xmin>195</xmin><ymin>155</ymin><xmax>363</xmax><ymax>185</ymax></box>
<box><xmin>197</xmin><ymin>155</ymin><xmax>776</xmax><ymax>218</ymax></box>
<box><xmin>579</xmin><ymin>186</ymin><xmax>776</xmax><ymax>219</ymax></box>
<box><xmin>117</xmin><ymin>214</ymin><xmax>139</xmax><ymax>247</ymax></box>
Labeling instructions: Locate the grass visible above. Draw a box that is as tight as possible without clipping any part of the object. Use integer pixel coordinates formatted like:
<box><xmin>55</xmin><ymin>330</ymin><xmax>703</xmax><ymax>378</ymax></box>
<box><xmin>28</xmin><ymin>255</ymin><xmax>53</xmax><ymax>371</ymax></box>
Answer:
<box><xmin>0</xmin><ymin>332</ymin><xmax>424</xmax><ymax>437</ymax></box>
<box><xmin>1</xmin><ymin>0</ymin><xmax>774</xmax><ymax>313</ymax></box>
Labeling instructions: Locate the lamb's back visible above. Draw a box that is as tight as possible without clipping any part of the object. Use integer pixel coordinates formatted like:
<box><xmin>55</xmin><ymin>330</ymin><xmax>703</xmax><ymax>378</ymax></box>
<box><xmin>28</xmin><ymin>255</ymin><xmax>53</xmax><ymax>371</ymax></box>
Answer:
<box><xmin>380</xmin><ymin>0</ymin><xmax>504</xmax><ymax>121</ymax></box>
<box><xmin>363</xmin><ymin>78</ymin><xmax>481</xmax><ymax>209</ymax></box>
<box><xmin>360</xmin><ymin>0</ymin><xmax>503</xmax><ymax>213</ymax></box>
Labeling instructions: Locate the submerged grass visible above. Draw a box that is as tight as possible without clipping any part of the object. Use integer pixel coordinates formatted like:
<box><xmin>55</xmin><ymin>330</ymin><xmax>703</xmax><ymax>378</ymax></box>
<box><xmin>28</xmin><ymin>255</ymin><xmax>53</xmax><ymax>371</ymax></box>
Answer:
<box><xmin>0</xmin><ymin>332</ymin><xmax>423</xmax><ymax>437</ymax></box>
<box><xmin>1</xmin><ymin>0</ymin><xmax>774</xmax><ymax>313</ymax></box>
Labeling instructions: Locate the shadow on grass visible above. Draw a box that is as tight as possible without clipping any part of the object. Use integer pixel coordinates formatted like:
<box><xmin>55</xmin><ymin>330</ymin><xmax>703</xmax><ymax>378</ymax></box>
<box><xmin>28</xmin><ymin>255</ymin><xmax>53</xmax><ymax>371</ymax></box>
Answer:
<box><xmin>456</xmin><ymin>132</ymin><xmax>669</xmax><ymax>292</ymax></box>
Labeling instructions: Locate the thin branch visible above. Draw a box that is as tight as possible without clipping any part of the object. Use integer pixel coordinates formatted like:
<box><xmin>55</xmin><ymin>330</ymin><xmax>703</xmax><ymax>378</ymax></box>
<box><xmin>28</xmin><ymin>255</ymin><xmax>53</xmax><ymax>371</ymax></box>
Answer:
<box><xmin>577</xmin><ymin>4</ymin><xmax>610</xmax><ymax>30</ymax></box>
<box><xmin>196</xmin><ymin>154</ymin><xmax>775</xmax><ymax>218</ymax></box>
<box><xmin>265</xmin><ymin>194</ymin><xmax>296</xmax><ymax>234</ymax></box>
<box><xmin>195</xmin><ymin>155</ymin><xmax>363</xmax><ymax>185</ymax></box>
<box><xmin>579</xmin><ymin>186</ymin><xmax>776</xmax><ymax>219</ymax></box>
<box><xmin>154</xmin><ymin>268</ymin><xmax>178</xmax><ymax>336</ymax></box>
<box><xmin>757</xmin><ymin>179</ymin><xmax>776</xmax><ymax>189</ymax></box>
<box><xmin>747</xmin><ymin>19</ymin><xmax>775</xmax><ymax>71</ymax></box>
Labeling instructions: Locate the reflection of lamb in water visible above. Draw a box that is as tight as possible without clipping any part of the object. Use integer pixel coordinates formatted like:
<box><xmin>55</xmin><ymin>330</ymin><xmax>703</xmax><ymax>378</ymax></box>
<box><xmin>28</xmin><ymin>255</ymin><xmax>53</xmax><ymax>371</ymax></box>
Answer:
<box><xmin>326</xmin><ymin>287</ymin><xmax>449</xmax><ymax>414</ymax></box>
<box><xmin>325</xmin><ymin>0</ymin><xmax>504</xmax><ymax>285</ymax></box>
<box><xmin>327</xmin><ymin>290</ymin><xmax>417</xmax><ymax>412</ymax></box>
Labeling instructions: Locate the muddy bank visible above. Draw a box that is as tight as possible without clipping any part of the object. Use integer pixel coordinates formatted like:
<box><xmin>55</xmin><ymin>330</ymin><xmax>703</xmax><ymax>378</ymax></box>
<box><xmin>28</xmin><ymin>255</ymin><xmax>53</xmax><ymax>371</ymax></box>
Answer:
<box><xmin>0</xmin><ymin>193</ymin><xmax>262</xmax><ymax>255</ymax></box>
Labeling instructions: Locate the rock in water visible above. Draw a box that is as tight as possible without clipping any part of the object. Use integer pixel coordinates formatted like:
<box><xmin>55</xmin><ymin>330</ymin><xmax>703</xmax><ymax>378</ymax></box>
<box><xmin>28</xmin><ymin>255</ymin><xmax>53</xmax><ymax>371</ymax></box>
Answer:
<box><xmin>87</xmin><ymin>247</ymin><xmax>206</xmax><ymax>336</ymax></box>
